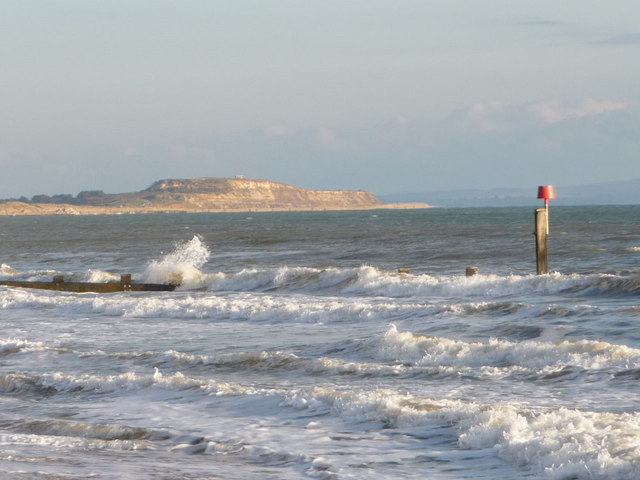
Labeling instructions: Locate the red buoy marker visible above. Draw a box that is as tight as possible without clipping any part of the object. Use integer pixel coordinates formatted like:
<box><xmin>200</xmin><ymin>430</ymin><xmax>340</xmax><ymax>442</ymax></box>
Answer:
<box><xmin>537</xmin><ymin>185</ymin><xmax>556</xmax><ymax>208</ymax></box>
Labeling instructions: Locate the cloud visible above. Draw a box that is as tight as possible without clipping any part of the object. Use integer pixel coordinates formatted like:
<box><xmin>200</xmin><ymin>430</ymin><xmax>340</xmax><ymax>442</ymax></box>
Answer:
<box><xmin>530</xmin><ymin>99</ymin><xmax>629</xmax><ymax>124</ymax></box>
<box><xmin>170</xmin><ymin>144</ymin><xmax>213</xmax><ymax>161</ymax></box>
<box><xmin>455</xmin><ymin>99</ymin><xmax>632</xmax><ymax>133</ymax></box>
<box><xmin>312</xmin><ymin>127</ymin><xmax>356</xmax><ymax>152</ymax></box>
<box><xmin>512</xmin><ymin>19</ymin><xmax>565</xmax><ymax>28</ymax></box>
<box><xmin>120</xmin><ymin>145</ymin><xmax>139</xmax><ymax>158</ymax></box>
<box><xmin>597</xmin><ymin>33</ymin><xmax>640</xmax><ymax>45</ymax></box>
<box><xmin>460</xmin><ymin>102</ymin><xmax>509</xmax><ymax>133</ymax></box>
<box><xmin>263</xmin><ymin>125</ymin><xmax>297</xmax><ymax>137</ymax></box>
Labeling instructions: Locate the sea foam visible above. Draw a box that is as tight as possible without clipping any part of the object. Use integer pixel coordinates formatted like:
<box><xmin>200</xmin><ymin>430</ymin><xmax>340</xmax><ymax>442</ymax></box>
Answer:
<box><xmin>284</xmin><ymin>386</ymin><xmax>640</xmax><ymax>479</ymax></box>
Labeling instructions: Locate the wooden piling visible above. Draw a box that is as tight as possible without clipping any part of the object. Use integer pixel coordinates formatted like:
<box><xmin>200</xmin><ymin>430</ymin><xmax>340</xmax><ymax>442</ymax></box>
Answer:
<box><xmin>535</xmin><ymin>208</ymin><xmax>548</xmax><ymax>274</ymax></box>
<box><xmin>120</xmin><ymin>274</ymin><xmax>132</xmax><ymax>291</ymax></box>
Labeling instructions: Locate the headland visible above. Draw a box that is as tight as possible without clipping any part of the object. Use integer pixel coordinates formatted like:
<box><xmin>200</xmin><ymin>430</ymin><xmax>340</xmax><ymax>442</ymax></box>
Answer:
<box><xmin>0</xmin><ymin>177</ymin><xmax>429</xmax><ymax>216</ymax></box>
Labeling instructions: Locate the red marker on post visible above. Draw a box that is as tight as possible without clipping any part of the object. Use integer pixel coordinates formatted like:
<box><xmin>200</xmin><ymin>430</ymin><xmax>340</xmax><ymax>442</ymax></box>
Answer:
<box><xmin>537</xmin><ymin>185</ymin><xmax>555</xmax><ymax>234</ymax></box>
<box><xmin>537</xmin><ymin>185</ymin><xmax>556</xmax><ymax>208</ymax></box>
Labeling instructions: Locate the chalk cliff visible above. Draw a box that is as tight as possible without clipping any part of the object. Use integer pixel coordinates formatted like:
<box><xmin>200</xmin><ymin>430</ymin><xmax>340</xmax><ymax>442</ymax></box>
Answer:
<box><xmin>0</xmin><ymin>178</ymin><xmax>429</xmax><ymax>215</ymax></box>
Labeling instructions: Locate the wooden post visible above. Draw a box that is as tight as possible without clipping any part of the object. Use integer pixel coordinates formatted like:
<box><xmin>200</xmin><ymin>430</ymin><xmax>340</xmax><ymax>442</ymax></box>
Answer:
<box><xmin>535</xmin><ymin>208</ymin><xmax>548</xmax><ymax>274</ymax></box>
<box><xmin>466</xmin><ymin>266</ymin><xmax>478</xmax><ymax>277</ymax></box>
<box><xmin>120</xmin><ymin>274</ymin><xmax>132</xmax><ymax>291</ymax></box>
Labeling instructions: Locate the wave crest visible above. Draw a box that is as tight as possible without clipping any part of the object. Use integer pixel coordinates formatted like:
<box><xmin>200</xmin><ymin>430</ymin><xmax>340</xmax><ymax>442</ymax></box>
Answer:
<box><xmin>376</xmin><ymin>325</ymin><xmax>640</xmax><ymax>371</ymax></box>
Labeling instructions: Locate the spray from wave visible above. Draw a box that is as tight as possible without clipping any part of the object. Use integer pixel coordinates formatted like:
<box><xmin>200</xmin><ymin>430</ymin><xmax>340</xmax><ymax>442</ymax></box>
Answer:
<box><xmin>85</xmin><ymin>269</ymin><xmax>120</xmax><ymax>283</ymax></box>
<box><xmin>142</xmin><ymin>236</ymin><xmax>210</xmax><ymax>288</ymax></box>
<box><xmin>1</xmin><ymin>264</ymin><xmax>19</xmax><ymax>276</ymax></box>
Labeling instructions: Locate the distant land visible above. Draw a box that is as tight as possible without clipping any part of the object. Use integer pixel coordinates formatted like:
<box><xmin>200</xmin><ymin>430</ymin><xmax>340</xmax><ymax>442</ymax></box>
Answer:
<box><xmin>379</xmin><ymin>178</ymin><xmax>640</xmax><ymax>208</ymax></box>
<box><xmin>0</xmin><ymin>177</ymin><xmax>429</xmax><ymax>216</ymax></box>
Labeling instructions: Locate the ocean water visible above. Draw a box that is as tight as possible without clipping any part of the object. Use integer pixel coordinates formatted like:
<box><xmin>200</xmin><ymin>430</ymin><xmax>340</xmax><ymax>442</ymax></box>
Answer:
<box><xmin>1</xmin><ymin>206</ymin><xmax>640</xmax><ymax>479</ymax></box>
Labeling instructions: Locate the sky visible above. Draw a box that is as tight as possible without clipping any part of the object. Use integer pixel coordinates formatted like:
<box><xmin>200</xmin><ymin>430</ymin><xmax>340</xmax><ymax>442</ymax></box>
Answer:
<box><xmin>1</xmin><ymin>0</ymin><xmax>640</xmax><ymax>198</ymax></box>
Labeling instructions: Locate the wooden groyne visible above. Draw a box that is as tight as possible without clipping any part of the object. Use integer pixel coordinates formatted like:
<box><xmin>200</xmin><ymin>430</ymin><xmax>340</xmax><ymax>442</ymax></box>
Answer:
<box><xmin>0</xmin><ymin>274</ymin><xmax>178</xmax><ymax>293</ymax></box>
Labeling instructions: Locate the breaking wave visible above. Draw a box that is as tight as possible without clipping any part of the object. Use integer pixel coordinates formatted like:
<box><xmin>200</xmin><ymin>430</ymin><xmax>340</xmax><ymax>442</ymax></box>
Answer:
<box><xmin>199</xmin><ymin>266</ymin><xmax>640</xmax><ymax>299</ymax></box>
<box><xmin>142</xmin><ymin>235</ymin><xmax>210</xmax><ymax>288</ymax></box>
<box><xmin>4</xmin><ymin>252</ymin><xmax>640</xmax><ymax>300</ymax></box>
<box><xmin>3</xmin><ymin>337</ymin><xmax>640</xmax><ymax>479</ymax></box>
<box><xmin>0</xmin><ymin>263</ymin><xmax>19</xmax><ymax>276</ymax></box>
<box><xmin>283</xmin><ymin>386</ymin><xmax>640</xmax><ymax>480</ymax></box>
<box><xmin>373</xmin><ymin>325</ymin><xmax>640</xmax><ymax>372</ymax></box>
<box><xmin>4</xmin><ymin>366</ymin><xmax>639</xmax><ymax>479</ymax></box>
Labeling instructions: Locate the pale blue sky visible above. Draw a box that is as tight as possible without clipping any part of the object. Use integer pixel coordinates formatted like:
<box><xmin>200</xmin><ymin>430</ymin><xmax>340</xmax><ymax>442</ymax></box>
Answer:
<box><xmin>2</xmin><ymin>1</ymin><xmax>639</xmax><ymax>197</ymax></box>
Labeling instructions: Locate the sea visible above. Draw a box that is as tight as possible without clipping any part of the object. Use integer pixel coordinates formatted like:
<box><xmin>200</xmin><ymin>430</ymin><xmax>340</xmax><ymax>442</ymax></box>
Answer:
<box><xmin>1</xmin><ymin>205</ymin><xmax>640</xmax><ymax>480</ymax></box>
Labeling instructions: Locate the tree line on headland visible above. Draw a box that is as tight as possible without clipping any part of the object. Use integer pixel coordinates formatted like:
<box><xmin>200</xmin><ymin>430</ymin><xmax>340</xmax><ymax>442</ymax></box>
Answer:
<box><xmin>1</xmin><ymin>191</ymin><xmax>107</xmax><ymax>205</ymax></box>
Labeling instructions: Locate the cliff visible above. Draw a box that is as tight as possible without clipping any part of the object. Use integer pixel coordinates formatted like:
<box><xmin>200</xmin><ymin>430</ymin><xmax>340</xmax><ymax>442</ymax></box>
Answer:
<box><xmin>0</xmin><ymin>178</ymin><xmax>429</xmax><ymax>215</ymax></box>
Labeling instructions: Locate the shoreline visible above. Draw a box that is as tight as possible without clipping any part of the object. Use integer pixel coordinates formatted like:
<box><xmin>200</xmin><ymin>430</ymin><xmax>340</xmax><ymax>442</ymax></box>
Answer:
<box><xmin>0</xmin><ymin>201</ymin><xmax>430</xmax><ymax>216</ymax></box>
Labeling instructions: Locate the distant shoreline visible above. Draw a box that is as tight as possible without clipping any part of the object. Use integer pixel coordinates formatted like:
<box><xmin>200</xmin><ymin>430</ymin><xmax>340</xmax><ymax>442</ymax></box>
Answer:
<box><xmin>0</xmin><ymin>201</ymin><xmax>430</xmax><ymax>216</ymax></box>
<box><xmin>0</xmin><ymin>177</ymin><xmax>430</xmax><ymax>216</ymax></box>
